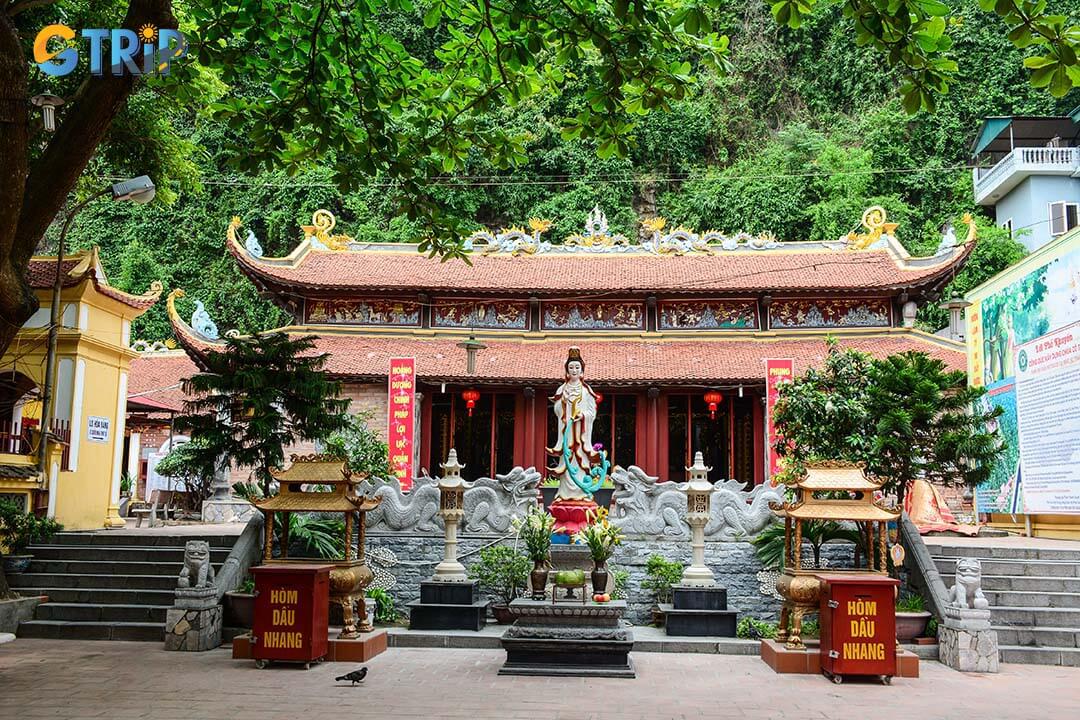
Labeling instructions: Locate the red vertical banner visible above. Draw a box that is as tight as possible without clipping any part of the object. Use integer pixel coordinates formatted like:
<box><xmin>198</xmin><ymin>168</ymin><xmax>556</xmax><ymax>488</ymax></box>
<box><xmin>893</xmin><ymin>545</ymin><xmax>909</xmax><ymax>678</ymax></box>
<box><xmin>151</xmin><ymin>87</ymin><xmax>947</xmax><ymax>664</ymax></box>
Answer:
<box><xmin>387</xmin><ymin>358</ymin><xmax>416</xmax><ymax>492</ymax></box>
<box><xmin>765</xmin><ymin>358</ymin><xmax>795</xmax><ymax>485</ymax></box>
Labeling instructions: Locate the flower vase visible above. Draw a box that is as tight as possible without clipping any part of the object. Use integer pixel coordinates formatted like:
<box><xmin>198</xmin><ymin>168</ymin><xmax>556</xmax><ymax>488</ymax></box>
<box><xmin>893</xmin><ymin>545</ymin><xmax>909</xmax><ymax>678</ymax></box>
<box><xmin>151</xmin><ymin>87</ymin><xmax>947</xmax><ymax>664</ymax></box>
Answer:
<box><xmin>590</xmin><ymin>560</ymin><xmax>609</xmax><ymax>595</ymax></box>
<box><xmin>530</xmin><ymin>562</ymin><xmax>549</xmax><ymax>600</ymax></box>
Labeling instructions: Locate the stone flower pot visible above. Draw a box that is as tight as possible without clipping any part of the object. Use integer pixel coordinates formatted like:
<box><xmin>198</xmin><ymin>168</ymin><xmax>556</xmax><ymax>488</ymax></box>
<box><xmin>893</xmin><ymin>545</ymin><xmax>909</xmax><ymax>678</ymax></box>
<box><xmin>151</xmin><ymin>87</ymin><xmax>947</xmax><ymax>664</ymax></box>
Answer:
<box><xmin>223</xmin><ymin>591</ymin><xmax>256</xmax><ymax>628</ymax></box>
<box><xmin>895</xmin><ymin>610</ymin><xmax>932</xmax><ymax>643</ymax></box>
<box><xmin>491</xmin><ymin>604</ymin><xmax>517</xmax><ymax>625</ymax></box>
<box><xmin>2</xmin><ymin>555</ymin><xmax>32</xmax><ymax>574</ymax></box>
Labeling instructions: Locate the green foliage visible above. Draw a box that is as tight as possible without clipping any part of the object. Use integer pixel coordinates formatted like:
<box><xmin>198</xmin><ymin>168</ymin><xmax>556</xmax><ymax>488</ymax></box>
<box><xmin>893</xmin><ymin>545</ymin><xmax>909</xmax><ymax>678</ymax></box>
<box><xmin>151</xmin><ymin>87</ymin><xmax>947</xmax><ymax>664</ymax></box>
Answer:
<box><xmin>468</xmin><ymin>545</ymin><xmax>530</xmax><ymax>606</ymax></box>
<box><xmin>611</xmin><ymin>567</ymin><xmax>630</xmax><ymax>601</ymax></box>
<box><xmin>641</xmin><ymin>554</ymin><xmax>684</xmax><ymax>604</ymax></box>
<box><xmin>174</xmin><ymin>332</ymin><xmax>351</xmax><ymax>495</ymax></box>
<box><xmin>896</xmin><ymin>593</ymin><xmax>927</xmax><ymax>612</ymax></box>
<box><xmin>750</xmin><ymin>517</ymin><xmax>863</xmax><ymax>570</ymax></box>
<box><xmin>366</xmin><ymin>588</ymin><xmax>400</xmax><ymax>624</ymax></box>
<box><xmin>275</xmin><ymin>514</ymin><xmax>345</xmax><ymax>559</ymax></box>
<box><xmin>737</xmin><ymin>616</ymin><xmax>778</xmax><ymax>639</ymax></box>
<box><xmin>154</xmin><ymin>439</ymin><xmax>217</xmax><ymax>505</ymax></box>
<box><xmin>773</xmin><ymin>340</ymin><xmax>1007</xmax><ymax>505</ymax></box>
<box><xmin>0</xmin><ymin>500</ymin><xmax>63</xmax><ymax>556</ymax></box>
<box><xmin>238</xmin><ymin>577</ymin><xmax>256</xmax><ymax>594</ymax></box>
<box><xmin>119</xmin><ymin>471</ymin><xmax>134</xmax><ymax>497</ymax></box>
<box><xmin>324</xmin><ymin>411</ymin><xmax>393</xmax><ymax>480</ymax></box>
<box><xmin>514</xmin><ymin>505</ymin><xmax>556</xmax><ymax>564</ymax></box>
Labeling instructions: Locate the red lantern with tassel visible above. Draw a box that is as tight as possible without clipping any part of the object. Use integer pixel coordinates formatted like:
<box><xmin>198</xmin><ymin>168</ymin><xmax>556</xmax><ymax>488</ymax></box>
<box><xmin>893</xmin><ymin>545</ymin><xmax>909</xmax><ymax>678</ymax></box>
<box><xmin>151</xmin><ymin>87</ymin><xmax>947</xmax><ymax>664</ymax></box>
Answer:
<box><xmin>704</xmin><ymin>391</ymin><xmax>722</xmax><ymax>420</ymax></box>
<box><xmin>461</xmin><ymin>389</ymin><xmax>481</xmax><ymax>417</ymax></box>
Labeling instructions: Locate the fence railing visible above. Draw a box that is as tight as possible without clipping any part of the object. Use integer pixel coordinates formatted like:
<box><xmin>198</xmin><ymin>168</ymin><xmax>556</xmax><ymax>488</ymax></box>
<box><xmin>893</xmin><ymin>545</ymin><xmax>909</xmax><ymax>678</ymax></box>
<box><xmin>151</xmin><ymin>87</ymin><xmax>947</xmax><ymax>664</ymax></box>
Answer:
<box><xmin>0</xmin><ymin>418</ymin><xmax>71</xmax><ymax>470</ymax></box>
<box><xmin>975</xmin><ymin>146</ymin><xmax>1080</xmax><ymax>200</ymax></box>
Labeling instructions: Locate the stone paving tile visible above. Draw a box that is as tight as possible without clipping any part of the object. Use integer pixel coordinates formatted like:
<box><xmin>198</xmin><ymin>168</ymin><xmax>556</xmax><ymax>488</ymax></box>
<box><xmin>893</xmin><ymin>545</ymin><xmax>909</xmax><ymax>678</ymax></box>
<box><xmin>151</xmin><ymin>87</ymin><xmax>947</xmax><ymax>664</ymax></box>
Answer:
<box><xmin>1</xmin><ymin>639</ymin><xmax>1079</xmax><ymax>719</ymax></box>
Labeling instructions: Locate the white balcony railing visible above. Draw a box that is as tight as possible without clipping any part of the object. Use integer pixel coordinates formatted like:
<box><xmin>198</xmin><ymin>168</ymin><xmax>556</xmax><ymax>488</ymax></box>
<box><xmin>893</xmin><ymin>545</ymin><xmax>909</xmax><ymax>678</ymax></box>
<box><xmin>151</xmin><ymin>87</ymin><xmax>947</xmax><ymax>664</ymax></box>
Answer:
<box><xmin>974</xmin><ymin>146</ymin><xmax>1080</xmax><ymax>204</ymax></box>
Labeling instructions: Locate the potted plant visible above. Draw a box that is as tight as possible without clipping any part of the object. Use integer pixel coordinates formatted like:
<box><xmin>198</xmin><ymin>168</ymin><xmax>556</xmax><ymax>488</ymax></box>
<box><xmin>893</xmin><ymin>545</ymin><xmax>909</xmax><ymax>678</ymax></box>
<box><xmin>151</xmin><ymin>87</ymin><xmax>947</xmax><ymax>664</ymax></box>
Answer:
<box><xmin>539</xmin><ymin>475</ymin><xmax>559</xmax><ymax>508</ymax></box>
<box><xmin>573</xmin><ymin>507</ymin><xmax>623</xmax><ymax>594</ymax></box>
<box><xmin>896</xmin><ymin>593</ymin><xmax>933</xmax><ymax>643</ymax></box>
<box><xmin>224</xmin><ymin>577</ymin><xmax>256</xmax><ymax>628</ymax></box>
<box><xmin>0</xmin><ymin>499</ymin><xmax>62</xmax><ymax>574</ymax></box>
<box><xmin>641</xmin><ymin>554</ymin><xmax>683</xmax><ymax>625</ymax></box>
<box><xmin>468</xmin><ymin>545</ymin><xmax>530</xmax><ymax>624</ymax></box>
<box><xmin>515</xmin><ymin>506</ymin><xmax>556</xmax><ymax>599</ymax></box>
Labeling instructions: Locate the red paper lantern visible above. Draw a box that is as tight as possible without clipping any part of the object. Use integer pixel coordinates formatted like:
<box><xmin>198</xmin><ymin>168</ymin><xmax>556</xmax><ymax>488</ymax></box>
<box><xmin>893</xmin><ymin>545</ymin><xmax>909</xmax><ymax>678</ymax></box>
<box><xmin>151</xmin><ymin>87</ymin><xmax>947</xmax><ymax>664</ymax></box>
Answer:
<box><xmin>704</xmin><ymin>391</ymin><xmax>722</xmax><ymax>420</ymax></box>
<box><xmin>462</xmin><ymin>389</ymin><xmax>481</xmax><ymax>417</ymax></box>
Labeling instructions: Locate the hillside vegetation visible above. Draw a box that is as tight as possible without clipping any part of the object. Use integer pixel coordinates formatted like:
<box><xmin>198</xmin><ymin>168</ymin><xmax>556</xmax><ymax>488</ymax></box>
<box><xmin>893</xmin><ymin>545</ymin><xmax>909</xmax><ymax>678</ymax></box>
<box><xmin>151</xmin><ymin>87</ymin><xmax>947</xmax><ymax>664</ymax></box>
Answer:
<box><xmin>52</xmin><ymin>0</ymin><xmax>1078</xmax><ymax>342</ymax></box>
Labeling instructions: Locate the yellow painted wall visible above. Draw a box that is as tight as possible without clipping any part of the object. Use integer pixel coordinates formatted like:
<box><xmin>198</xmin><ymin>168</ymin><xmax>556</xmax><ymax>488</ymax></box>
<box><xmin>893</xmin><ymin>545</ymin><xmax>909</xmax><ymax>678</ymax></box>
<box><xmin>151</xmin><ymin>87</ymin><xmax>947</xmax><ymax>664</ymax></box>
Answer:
<box><xmin>2</xmin><ymin>268</ymin><xmax>147</xmax><ymax>530</ymax></box>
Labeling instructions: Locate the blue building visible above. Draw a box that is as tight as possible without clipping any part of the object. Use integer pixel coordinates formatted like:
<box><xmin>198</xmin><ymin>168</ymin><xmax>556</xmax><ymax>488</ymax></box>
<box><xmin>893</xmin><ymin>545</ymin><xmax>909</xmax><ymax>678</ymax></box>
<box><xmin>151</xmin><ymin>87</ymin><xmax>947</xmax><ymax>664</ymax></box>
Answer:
<box><xmin>972</xmin><ymin>111</ymin><xmax>1080</xmax><ymax>252</ymax></box>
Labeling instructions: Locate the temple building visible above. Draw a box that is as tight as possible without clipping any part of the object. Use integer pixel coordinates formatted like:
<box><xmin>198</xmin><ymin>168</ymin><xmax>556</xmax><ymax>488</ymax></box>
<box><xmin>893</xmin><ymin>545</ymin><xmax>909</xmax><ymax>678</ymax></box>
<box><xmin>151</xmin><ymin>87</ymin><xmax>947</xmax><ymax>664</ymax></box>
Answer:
<box><xmin>167</xmin><ymin>207</ymin><xmax>974</xmax><ymax>486</ymax></box>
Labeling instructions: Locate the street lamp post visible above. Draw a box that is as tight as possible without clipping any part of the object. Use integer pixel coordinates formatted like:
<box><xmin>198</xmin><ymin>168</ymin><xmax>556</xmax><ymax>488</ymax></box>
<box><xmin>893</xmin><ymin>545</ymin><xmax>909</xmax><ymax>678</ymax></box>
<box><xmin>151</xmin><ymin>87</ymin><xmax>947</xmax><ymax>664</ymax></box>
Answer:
<box><xmin>36</xmin><ymin>176</ymin><xmax>156</xmax><ymax>475</ymax></box>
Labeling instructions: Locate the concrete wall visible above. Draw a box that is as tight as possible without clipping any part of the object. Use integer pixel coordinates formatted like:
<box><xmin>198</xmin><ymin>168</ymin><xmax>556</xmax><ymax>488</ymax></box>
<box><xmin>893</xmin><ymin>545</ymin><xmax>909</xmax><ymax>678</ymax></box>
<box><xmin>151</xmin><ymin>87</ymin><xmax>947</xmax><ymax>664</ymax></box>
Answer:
<box><xmin>994</xmin><ymin>175</ymin><xmax>1080</xmax><ymax>252</ymax></box>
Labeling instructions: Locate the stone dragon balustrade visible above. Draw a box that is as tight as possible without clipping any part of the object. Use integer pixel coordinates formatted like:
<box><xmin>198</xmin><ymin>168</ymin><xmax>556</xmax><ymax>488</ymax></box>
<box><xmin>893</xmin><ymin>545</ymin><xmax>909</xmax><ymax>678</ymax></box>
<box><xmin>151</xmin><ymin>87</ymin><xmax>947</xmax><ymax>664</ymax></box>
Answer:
<box><xmin>608</xmin><ymin>466</ymin><xmax>784</xmax><ymax>540</ymax></box>
<box><xmin>358</xmin><ymin>467</ymin><xmax>543</xmax><ymax>535</ymax></box>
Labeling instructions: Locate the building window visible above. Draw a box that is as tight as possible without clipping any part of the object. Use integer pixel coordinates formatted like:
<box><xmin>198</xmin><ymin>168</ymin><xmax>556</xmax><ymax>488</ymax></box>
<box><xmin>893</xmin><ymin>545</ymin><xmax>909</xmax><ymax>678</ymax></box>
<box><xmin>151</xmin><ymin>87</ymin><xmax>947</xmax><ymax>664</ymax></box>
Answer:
<box><xmin>429</xmin><ymin>391</ymin><xmax>516</xmax><ymax>481</ymax></box>
<box><xmin>666</xmin><ymin>395</ymin><xmax>729</xmax><ymax>483</ymax></box>
<box><xmin>1002</xmin><ymin>218</ymin><xmax>1013</xmax><ymax>238</ymax></box>
<box><xmin>1049</xmin><ymin>201</ymin><xmax>1080</xmax><ymax>236</ymax></box>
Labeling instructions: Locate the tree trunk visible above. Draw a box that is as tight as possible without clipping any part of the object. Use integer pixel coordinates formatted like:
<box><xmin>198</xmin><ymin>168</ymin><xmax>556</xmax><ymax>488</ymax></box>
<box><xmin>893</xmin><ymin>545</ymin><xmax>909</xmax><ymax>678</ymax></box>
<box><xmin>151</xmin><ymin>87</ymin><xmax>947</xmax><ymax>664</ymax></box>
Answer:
<box><xmin>0</xmin><ymin>2</ymin><xmax>177</xmax><ymax>360</ymax></box>
<box><xmin>0</xmin><ymin>558</ymin><xmax>14</xmax><ymax>600</ymax></box>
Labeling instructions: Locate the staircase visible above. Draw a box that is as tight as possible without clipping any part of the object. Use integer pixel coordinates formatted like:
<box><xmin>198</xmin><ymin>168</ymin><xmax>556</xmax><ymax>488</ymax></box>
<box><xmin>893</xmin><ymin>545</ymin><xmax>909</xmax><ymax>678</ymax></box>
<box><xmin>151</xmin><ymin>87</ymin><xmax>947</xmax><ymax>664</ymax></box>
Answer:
<box><xmin>931</xmin><ymin>541</ymin><xmax>1080</xmax><ymax>666</ymax></box>
<box><xmin>10</xmin><ymin>532</ymin><xmax>233</xmax><ymax>642</ymax></box>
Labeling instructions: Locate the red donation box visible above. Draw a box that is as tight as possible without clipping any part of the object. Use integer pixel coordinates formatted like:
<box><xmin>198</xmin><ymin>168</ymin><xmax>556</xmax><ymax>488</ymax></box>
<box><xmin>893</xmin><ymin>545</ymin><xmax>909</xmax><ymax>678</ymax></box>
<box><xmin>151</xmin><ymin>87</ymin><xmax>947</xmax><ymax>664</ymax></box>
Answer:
<box><xmin>818</xmin><ymin>574</ymin><xmax>899</xmax><ymax>683</ymax></box>
<box><xmin>252</xmin><ymin>564</ymin><xmax>331</xmax><ymax>667</ymax></box>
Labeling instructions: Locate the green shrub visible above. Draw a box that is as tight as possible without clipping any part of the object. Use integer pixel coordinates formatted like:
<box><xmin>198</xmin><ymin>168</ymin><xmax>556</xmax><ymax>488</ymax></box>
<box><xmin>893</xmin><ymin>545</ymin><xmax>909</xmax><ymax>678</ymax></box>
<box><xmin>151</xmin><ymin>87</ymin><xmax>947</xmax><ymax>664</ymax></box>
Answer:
<box><xmin>366</xmin><ymin>587</ymin><xmax>399</xmax><ymax>623</ymax></box>
<box><xmin>467</xmin><ymin>545</ymin><xmax>529</xmax><ymax>606</ymax></box>
<box><xmin>737</xmin><ymin>617</ymin><xmax>778</xmax><ymax>639</ymax></box>
<box><xmin>0</xmin><ymin>501</ymin><xmax>63</xmax><ymax>555</ymax></box>
<box><xmin>896</xmin><ymin>594</ymin><xmax>927</xmax><ymax>612</ymax></box>
<box><xmin>641</xmin><ymin>555</ymin><xmax>683</xmax><ymax>604</ymax></box>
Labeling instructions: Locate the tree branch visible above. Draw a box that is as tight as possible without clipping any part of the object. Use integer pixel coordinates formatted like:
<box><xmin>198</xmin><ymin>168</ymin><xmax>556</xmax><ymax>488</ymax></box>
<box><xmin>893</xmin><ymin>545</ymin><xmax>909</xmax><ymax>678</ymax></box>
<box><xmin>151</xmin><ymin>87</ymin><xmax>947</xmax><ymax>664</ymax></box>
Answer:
<box><xmin>7</xmin><ymin>0</ymin><xmax>59</xmax><ymax>17</ymax></box>
<box><xmin>14</xmin><ymin>0</ymin><xmax>178</xmax><ymax>269</ymax></box>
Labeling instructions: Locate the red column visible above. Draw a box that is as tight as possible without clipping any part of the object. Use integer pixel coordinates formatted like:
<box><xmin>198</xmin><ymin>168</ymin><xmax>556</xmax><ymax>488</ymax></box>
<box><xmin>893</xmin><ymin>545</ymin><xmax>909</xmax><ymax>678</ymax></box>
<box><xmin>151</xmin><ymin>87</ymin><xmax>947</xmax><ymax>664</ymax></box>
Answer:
<box><xmin>419</xmin><ymin>390</ymin><xmax>433</xmax><ymax>473</ymax></box>
<box><xmin>752</xmin><ymin>394</ymin><xmax>765</xmax><ymax>486</ymax></box>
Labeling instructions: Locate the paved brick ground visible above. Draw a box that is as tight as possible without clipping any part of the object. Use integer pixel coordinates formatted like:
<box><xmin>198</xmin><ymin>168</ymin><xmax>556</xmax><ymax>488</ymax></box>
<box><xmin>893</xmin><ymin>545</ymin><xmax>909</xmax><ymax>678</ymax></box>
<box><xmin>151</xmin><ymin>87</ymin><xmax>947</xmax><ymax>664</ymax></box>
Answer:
<box><xmin>2</xmin><ymin>640</ymin><xmax>1079</xmax><ymax>720</ymax></box>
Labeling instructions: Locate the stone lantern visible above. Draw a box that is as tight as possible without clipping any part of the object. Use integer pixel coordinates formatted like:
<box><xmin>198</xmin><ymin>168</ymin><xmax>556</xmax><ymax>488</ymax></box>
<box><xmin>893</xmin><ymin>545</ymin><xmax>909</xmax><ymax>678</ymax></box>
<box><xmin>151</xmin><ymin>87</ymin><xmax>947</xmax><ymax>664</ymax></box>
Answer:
<box><xmin>681</xmin><ymin>452</ymin><xmax>716</xmax><ymax>587</ymax></box>
<box><xmin>433</xmin><ymin>449</ymin><xmax>470</xmax><ymax>582</ymax></box>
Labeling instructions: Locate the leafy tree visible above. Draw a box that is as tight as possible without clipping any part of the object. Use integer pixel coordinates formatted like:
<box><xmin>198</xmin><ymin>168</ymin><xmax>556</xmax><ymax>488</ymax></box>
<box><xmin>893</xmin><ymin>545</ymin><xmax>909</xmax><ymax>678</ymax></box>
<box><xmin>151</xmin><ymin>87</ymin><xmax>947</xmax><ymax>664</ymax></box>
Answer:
<box><xmin>324</xmin><ymin>411</ymin><xmax>393</xmax><ymax>480</ymax></box>
<box><xmin>867</xmin><ymin>351</ymin><xmax>1005</xmax><ymax>507</ymax></box>
<box><xmin>153</xmin><ymin>438</ymin><xmax>217</xmax><ymax>505</ymax></box>
<box><xmin>174</xmin><ymin>332</ymin><xmax>351</xmax><ymax>495</ymax></box>
<box><xmin>773</xmin><ymin>339</ymin><xmax>1005</xmax><ymax>506</ymax></box>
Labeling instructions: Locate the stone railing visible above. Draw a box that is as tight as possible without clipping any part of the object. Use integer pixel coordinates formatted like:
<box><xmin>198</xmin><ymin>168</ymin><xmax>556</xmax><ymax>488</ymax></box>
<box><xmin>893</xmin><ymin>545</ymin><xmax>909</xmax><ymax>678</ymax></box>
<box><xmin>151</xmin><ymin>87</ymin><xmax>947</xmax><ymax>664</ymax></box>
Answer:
<box><xmin>898</xmin><ymin>511</ymin><xmax>949</xmax><ymax>620</ymax></box>
<box><xmin>211</xmin><ymin>511</ymin><xmax>265</xmax><ymax>601</ymax></box>
<box><xmin>974</xmin><ymin>146</ymin><xmax>1080</xmax><ymax>203</ymax></box>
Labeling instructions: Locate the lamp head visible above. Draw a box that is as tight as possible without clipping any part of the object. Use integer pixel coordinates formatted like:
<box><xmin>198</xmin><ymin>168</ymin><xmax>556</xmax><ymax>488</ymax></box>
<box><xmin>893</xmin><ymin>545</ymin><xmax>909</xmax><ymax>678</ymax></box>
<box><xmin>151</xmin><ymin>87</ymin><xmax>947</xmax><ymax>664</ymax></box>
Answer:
<box><xmin>110</xmin><ymin>175</ymin><xmax>156</xmax><ymax>204</ymax></box>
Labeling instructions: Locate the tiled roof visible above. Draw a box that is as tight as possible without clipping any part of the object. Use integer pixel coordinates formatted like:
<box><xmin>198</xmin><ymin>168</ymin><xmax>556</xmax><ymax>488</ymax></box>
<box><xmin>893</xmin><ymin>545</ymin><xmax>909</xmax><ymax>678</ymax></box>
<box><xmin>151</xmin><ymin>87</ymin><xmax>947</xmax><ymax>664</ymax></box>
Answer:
<box><xmin>127</xmin><ymin>351</ymin><xmax>199</xmax><ymax>413</ymax></box>
<box><xmin>228</xmin><ymin>235</ymin><xmax>975</xmax><ymax>297</ymax></box>
<box><xmin>26</xmin><ymin>249</ymin><xmax>162</xmax><ymax>310</ymax></box>
<box><xmin>170</xmin><ymin>322</ymin><xmax>964</xmax><ymax>384</ymax></box>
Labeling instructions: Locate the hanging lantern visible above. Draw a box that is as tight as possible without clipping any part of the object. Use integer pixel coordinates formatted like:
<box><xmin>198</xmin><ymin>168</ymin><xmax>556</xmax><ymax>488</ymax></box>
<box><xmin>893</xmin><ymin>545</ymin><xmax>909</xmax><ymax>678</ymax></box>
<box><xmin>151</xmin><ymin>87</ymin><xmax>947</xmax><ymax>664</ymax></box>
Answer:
<box><xmin>461</xmin><ymin>389</ymin><xmax>481</xmax><ymax>416</ymax></box>
<box><xmin>703</xmin><ymin>390</ymin><xmax>722</xmax><ymax>420</ymax></box>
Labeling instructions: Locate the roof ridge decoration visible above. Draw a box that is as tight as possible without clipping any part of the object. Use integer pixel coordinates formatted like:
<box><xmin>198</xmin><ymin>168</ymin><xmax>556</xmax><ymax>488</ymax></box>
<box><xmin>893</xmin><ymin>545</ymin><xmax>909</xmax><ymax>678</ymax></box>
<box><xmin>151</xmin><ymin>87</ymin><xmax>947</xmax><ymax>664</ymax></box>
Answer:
<box><xmin>168</xmin><ymin>289</ymin><xmax>226</xmax><ymax>343</ymax></box>
<box><xmin>302</xmin><ymin>209</ymin><xmax>353</xmax><ymax>250</ymax></box>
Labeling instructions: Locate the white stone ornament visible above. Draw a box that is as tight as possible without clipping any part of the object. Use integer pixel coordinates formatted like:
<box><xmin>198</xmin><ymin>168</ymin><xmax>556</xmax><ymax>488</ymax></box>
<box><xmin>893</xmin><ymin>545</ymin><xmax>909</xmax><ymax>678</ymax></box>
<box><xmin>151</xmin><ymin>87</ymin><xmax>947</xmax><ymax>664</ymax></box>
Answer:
<box><xmin>190</xmin><ymin>300</ymin><xmax>219</xmax><ymax>340</ymax></box>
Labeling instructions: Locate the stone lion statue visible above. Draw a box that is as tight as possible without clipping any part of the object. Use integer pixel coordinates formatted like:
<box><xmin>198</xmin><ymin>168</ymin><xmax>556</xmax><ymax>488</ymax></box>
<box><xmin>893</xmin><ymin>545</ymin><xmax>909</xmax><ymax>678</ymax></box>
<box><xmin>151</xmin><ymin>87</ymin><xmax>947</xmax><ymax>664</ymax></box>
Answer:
<box><xmin>178</xmin><ymin>540</ymin><xmax>216</xmax><ymax>589</ymax></box>
<box><xmin>947</xmin><ymin>557</ymin><xmax>989</xmax><ymax>610</ymax></box>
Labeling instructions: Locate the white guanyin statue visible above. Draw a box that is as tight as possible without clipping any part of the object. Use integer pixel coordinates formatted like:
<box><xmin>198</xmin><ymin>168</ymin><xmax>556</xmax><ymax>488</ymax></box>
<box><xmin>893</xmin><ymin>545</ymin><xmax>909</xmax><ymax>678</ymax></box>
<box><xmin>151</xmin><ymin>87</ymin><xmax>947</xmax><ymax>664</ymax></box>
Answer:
<box><xmin>546</xmin><ymin>347</ymin><xmax>610</xmax><ymax>534</ymax></box>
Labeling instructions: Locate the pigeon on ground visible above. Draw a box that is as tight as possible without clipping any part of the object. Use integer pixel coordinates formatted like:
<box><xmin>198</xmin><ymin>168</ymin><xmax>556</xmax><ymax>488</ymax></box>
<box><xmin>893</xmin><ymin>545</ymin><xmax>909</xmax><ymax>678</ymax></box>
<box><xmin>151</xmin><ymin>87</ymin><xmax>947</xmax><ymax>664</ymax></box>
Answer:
<box><xmin>335</xmin><ymin>667</ymin><xmax>368</xmax><ymax>685</ymax></box>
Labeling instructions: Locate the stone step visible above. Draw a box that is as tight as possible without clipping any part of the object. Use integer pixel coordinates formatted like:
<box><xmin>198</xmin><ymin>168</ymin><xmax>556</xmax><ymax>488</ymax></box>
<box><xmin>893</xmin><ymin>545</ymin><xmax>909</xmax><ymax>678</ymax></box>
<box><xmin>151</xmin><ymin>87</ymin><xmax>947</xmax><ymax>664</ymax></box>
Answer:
<box><xmin>16</xmin><ymin>620</ymin><xmax>164</xmax><ymax>642</ymax></box>
<box><xmin>940</xmin><ymin>574</ymin><xmax>1080</xmax><ymax>593</ymax></box>
<box><xmin>933</xmin><ymin>557</ymin><xmax>1080</xmax><ymax>578</ymax></box>
<box><xmin>983</xmin><ymin>590</ymin><xmax>1080</xmax><ymax>608</ymax></box>
<box><xmin>38</xmin><ymin>532</ymin><xmax>238</xmax><ymax>548</ymax></box>
<box><xmin>999</xmin><ymin>645</ymin><xmax>1080</xmax><ymax>666</ymax></box>
<box><xmin>927</xmin><ymin>544</ymin><xmax>1080</xmax><ymax>562</ymax></box>
<box><xmin>990</xmin><ymin>606</ymin><xmax>1080</xmax><ymax>628</ymax></box>
<box><xmin>32</xmin><ymin>602</ymin><xmax>169</xmax><ymax>623</ymax></box>
<box><xmin>26</xmin><ymin>544</ymin><xmax>230</xmax><ymax>563</ymax></box>
<box><xmin>993</xmin><ymin>626</ymin><xmax>1080</xmax><ymax>648</ymax></box>
<box><xmin>14</xmin><ymin>587</ymin><xmax>176</xmax><ymax>606</ymax></box>
<box><xmin>8</xmin><ymin>573</ymin><xmax>179</xmax><ymax>591</ymax></box>
<box><xmin>28</xmin><ymin>559</ymin><xmax>205</xmax><ymax>576</ymax></box>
